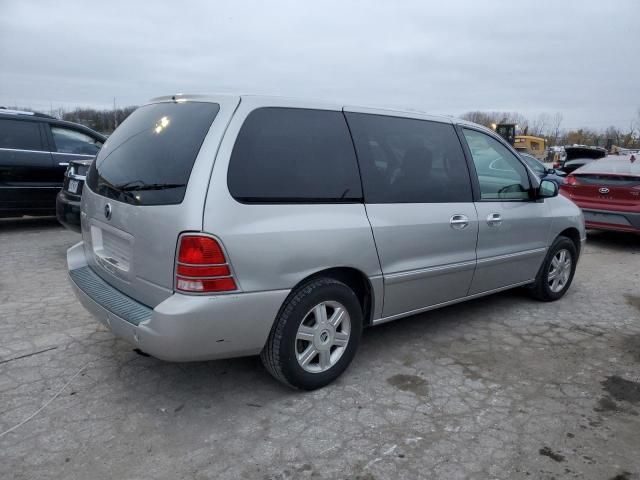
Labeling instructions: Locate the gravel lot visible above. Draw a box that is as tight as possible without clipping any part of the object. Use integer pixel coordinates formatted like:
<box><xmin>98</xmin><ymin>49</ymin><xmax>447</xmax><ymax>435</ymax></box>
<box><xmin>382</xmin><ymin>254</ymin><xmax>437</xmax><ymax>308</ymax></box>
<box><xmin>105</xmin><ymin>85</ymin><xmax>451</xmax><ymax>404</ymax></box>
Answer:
<box><xmin>1</xmin><ymin>217</ymin><xmax>639</xmax><ymax>480</ymax></box>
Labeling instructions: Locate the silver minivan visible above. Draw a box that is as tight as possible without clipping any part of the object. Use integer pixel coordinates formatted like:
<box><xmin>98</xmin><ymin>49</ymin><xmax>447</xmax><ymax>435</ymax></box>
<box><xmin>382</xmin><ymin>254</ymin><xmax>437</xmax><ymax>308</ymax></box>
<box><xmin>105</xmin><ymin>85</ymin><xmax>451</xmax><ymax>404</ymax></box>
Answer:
<box><xmin>68</xmin><ymin>94</ymin><xmax>586</xmax><ymax>390</ymax></box>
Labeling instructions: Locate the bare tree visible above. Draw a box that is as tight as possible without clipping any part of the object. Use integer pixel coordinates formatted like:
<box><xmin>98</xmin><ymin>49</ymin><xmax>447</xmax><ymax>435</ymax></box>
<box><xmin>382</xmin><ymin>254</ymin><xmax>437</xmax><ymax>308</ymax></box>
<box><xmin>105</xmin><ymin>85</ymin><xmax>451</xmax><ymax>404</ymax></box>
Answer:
<box><xmin>549</xmin><ymin>113</ymin><xmax>563</xmax><ymax>146</ymax></box>
<box><xmin>622</xmin><ymin>119</ymin><xmax>637</xmax><ymax>147</ymax></box>
<box><xmin>460</xmin><ymin>110</ymin><xmax>639</xmax><ymax>149</ymax></box>
<box><xmin>530</xmin><ymin>113</ymin><xmax>550</xmax><ymax>137</ymax></box>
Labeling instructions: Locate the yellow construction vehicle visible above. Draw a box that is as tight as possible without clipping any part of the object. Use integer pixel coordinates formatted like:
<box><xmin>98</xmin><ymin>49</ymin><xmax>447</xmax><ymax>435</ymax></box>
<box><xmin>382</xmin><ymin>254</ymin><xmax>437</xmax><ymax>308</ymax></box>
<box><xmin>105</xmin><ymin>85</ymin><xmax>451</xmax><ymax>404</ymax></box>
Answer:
<box><xmin>513</xmin><ymin>135</ymin><xmax>546</xmax><ymax>161</ymax></box>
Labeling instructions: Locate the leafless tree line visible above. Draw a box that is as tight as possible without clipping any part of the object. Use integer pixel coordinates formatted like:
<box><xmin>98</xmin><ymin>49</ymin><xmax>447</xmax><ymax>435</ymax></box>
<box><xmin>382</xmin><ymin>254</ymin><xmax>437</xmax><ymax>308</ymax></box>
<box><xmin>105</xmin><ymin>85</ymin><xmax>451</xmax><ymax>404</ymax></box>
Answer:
<box><xmin>9</xmin><ymin>104</ymin><xmax>640</xmax><ymax>148</ymax></box>
<box><xmin>461</xmin><ymin>109</ymin><xmax>640</xmax><ymax>148</ymax></box>
<box><xmin>60</xmin><ymin>106</ymin><xmax>139</xmax><ymax>134</ymax></box>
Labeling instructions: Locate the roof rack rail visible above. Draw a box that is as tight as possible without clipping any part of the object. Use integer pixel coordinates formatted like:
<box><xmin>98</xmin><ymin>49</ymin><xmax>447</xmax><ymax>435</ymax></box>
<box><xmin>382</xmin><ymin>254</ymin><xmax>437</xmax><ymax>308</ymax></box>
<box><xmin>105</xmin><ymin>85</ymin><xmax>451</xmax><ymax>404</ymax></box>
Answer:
<box><xmin>0</xmin><ymin>107</ymin><xmax>56</xmax><ymax>119</ymax></box>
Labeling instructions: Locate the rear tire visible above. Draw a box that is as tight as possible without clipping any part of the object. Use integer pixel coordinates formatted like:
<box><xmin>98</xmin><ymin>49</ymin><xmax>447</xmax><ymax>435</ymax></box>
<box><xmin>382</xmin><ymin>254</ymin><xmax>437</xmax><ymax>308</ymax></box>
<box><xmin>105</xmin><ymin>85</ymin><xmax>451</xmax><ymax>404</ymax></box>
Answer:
<box><xmin>530</xmin><ymin>235</ymin><xmax>577</xmax><ymax>301</ymax></box>
<box><xmin>261</xmin><ymin>278</ymin><xmax>363</xmax><ymax>390</ymax></box>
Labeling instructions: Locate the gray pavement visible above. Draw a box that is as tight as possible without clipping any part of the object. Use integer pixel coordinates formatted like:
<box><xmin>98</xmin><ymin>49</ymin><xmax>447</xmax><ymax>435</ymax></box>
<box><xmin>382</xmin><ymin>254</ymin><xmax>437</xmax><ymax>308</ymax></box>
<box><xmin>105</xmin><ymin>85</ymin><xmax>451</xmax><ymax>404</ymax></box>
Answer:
<box><xmin>1</xmin><ymin>217</ymin><xmax>639</xmax><ymax>480</ymax></box>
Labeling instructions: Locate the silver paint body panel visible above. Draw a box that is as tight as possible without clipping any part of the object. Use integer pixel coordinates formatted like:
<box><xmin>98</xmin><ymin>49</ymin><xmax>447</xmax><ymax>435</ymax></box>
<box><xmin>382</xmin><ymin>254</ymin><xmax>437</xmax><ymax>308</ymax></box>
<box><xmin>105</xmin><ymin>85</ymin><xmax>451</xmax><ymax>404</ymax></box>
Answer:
<box><xmin>69</xmin><ymin>94</ymin><xmax>586</xmax><ymax>361</ymax></box>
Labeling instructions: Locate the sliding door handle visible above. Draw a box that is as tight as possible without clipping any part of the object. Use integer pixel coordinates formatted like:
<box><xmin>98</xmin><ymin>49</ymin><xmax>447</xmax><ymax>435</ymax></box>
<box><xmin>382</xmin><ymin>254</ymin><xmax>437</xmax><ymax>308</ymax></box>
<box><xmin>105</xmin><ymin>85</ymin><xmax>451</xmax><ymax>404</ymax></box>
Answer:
<box><xmin>450</xmin><ymin>214</ymin><xmax>469</xmax><ymax>230</ymax></box>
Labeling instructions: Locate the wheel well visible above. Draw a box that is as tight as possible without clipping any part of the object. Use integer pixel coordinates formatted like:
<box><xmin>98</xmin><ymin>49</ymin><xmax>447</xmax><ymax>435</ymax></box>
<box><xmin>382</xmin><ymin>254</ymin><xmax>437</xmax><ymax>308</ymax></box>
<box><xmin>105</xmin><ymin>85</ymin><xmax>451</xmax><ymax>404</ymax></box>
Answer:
<box><xmin>558</xmin><ymin>227</ymin><xmax>581</xmax><ymax>255</ymax></box>
<box><xmin>297</xmin><ymin>267</ymin><xmax>374</xmax><ymax>327</ymax></box>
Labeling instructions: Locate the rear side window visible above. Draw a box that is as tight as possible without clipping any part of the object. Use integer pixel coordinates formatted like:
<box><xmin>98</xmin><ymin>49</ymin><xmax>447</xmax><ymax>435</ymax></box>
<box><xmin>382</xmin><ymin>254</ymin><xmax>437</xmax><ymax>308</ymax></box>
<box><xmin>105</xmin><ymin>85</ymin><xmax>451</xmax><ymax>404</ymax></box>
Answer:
<box><xmin>345</xmin><ymin>113</ymin><xmax>472</xmax><ymax>203</ymax></box>
<box><xmin>0</xmin><ymin>118</ymin><xmax>44</xmax><ymax>150</ymax></box>
<box><xmin>51</xmin><ymin>126</ymin><xmax>102</xmax><ymax>155</ymax></box>
<box><xmin>86</xmin><ymin>102</ymin><xmax>219</xmax><ymax>205</ymax></box>
<box><xmin>228</xmin><ymin>108</ymin><xmax>362</xmax><ymax>202</ymax></box>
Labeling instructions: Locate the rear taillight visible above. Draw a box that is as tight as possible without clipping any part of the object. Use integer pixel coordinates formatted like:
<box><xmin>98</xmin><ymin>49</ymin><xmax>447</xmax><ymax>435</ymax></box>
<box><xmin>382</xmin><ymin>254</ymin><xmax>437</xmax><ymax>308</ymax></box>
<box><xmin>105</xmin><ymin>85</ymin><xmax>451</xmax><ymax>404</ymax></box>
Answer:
<box><xmin>175</xmin><ymin>235</ymin><xmax>237</xmax><ymax>293</ymax></box>
<box><xmin>564</xmin><ymin>175</ymin><xmax>579</xmax><ymax>186</ymax></box>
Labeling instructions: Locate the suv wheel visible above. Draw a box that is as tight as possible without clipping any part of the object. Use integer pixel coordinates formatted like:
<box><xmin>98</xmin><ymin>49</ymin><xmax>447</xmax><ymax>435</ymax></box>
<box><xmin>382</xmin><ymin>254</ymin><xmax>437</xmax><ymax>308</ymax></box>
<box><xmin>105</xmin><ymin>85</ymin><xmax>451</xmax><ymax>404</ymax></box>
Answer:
<box><xmin>261</xmin><ymin>278</ymin><xmax>362</xmax><ymax>390</ymax></box>
<box><xmin>530</xmin><ymin>236</ymin><xmax>577</xmax><ymax>301</ymax></box>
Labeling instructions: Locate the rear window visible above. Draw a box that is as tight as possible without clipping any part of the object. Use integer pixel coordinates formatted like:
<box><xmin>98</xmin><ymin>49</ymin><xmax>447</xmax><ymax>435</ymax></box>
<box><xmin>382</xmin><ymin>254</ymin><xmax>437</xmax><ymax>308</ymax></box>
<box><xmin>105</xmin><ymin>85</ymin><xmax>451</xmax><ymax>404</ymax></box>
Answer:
<box><xmin>573</xmin><ymin>174</ymin><xmax>640</xmax><ymax>186</ymax></box>
<box><xmin>86</xmin><ymin>102</ymin><xmax>219</xmax><ymax>205</ymax></box>
<box><xmin>0</xmin><ymin>118</ymin><xmax>44</xmax><ymax>150</ymax></box>
<box><xmin>227</xmin><ymin>108</ymin><xmax>362</xmax><ymax>203</ymax></box>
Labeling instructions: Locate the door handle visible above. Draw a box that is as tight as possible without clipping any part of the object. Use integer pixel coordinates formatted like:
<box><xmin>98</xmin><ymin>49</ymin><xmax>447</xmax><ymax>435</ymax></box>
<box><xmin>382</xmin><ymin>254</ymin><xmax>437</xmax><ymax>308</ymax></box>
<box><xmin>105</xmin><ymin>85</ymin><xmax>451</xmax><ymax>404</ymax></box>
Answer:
<box><xmin>486</xmin><ymin>213</ymin><xmax>502</xmax><ymax>226</ymax></box>
<box><xmin>58</xmin><ymin>162</ymin><xmax>69</xmax><ymax>167</ymax></box>
<box><xmin>450</xmin><ymin>214</ymin><xmax>469</xmax><ymax>230</ymax></box>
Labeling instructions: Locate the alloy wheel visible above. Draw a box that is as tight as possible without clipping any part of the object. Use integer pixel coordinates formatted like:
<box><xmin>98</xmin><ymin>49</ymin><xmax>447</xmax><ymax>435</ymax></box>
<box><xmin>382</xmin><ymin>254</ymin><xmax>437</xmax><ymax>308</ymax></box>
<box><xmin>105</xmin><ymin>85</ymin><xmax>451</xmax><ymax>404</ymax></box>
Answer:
<box><xmin>295</xmin><ymin>301</ymin><xmax>351</xmax><ymax>373</ymax></box>
<box><xmin>548</xmin><ymin>248</ymin><xmax>572</xmax><ymax>293</ymax></box>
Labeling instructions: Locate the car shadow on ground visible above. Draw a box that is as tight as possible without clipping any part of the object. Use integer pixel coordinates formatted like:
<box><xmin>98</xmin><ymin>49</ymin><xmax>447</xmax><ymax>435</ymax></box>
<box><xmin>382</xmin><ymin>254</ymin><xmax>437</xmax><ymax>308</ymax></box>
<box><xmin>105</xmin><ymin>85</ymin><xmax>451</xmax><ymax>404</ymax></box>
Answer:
<box><xmin>586</xmin><ymin>230</ymin><xmax>640</xmax><ymax>251</ymax></box>
<box><xmin>0</xmin><ymin>216</ymin><xmax>63</xmax><ymax>232</ymax></box>
<box><xmin>111</xmin><ymin>287</ymin><xmax>528</xmax><ymax>397</ymax></box>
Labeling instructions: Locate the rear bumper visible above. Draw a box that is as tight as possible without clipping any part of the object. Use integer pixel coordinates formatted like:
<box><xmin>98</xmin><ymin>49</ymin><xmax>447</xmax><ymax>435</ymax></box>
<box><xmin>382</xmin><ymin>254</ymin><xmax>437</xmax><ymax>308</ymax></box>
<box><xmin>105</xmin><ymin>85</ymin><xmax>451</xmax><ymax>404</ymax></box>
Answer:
<box><xmin>56</xmin><ymin>191</ymin><xmax>82</xmax><ymax>233</ymax></box>
<box><xmin>582</xmin><ymin>208</ymin><xmax>640</xmax><ymax>233</ymax></box>
<box><xmin>67</xmin><ymin>241</ymin><xmax>290</xmax><ymax>361</ymax></box>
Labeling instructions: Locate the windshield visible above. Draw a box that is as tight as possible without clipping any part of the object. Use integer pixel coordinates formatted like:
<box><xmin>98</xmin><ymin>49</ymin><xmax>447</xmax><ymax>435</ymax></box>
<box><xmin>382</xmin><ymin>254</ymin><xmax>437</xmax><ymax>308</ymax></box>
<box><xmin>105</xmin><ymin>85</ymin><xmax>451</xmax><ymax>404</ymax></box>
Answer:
<box><xmin>520</xmin><ymin>154</ymin><xmax>545</xmax><ymax>174</ymax></box>
<box><xmin>86</xmin><ymin>102</ymin><xmax>219</xmax><ymax>205</ymax></box>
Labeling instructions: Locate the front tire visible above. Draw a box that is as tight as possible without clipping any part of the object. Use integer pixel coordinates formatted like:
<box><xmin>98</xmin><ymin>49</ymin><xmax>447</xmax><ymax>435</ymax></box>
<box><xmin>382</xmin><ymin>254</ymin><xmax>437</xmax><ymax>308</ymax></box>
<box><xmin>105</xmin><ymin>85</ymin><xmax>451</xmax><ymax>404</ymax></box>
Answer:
<box><xmin>261</xmin><ymin>278</ymin><xmax>363</xmax><ymax>390</ymax></box>
<box><xmin>530</xmin><ymin>235</ymin><xmax>577</xmax><ymax>301</ymax></box>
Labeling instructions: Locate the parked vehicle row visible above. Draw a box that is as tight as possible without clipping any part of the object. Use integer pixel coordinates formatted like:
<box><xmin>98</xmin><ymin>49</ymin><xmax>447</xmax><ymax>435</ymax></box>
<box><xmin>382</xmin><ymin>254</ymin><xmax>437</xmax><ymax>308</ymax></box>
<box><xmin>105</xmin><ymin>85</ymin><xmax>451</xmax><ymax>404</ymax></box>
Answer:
<box><xmin>56</xmin><ymin>158</ymin><xmax>92</xmax><ymax>232</ymax></box>
<box><xmin>560</xmin><ymin>154</ymin><xmax>640</xmax><ymax>234</ymax></box>
<box><xmin>553</xmin><ymin>145</ymin><xmax>607</xmax><ymax>173</ymax></box>
<box><xmin>2</xmin><ymin>106</ymin><xmax>633</xmax><ymax>240</ymax></box>
<box><xmin>0</xmin><ymin>109</ymin><xmax>105</xmax><ymax>218</ymax></box>
<box><xmin>519</xmin><ymin>152</ymin><xmax>567</xmax><ymax>186</ymax></box>
<box><xmin>66</xmin><ymin>94</ymin><xmax>586</xmax><ymax>390</ymax></box>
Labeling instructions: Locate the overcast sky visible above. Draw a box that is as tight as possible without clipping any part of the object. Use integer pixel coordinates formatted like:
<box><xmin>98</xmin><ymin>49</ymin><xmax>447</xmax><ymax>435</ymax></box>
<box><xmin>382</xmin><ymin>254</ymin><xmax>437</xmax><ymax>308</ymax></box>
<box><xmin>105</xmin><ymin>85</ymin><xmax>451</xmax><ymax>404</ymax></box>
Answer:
<box><xmin>1</xmin><ymin>0</ymin><xmax>638</xmax><ymax>129</ymax></box>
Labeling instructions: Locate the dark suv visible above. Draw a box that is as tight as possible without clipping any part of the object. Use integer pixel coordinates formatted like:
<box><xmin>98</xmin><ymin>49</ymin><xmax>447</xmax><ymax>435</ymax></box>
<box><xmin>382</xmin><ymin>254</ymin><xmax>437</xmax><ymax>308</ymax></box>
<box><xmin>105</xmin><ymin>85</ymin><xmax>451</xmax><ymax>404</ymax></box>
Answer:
<box><xmin>0</xmin><ymin>108</ymin><xmax>105</xmax><ymax>219</ymax></box>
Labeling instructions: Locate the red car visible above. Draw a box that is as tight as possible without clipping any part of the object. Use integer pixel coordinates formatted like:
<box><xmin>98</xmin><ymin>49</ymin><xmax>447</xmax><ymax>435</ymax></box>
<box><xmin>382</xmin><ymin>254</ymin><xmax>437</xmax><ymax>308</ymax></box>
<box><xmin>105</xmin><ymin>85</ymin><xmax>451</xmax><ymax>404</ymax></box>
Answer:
<box><xmin>560</xmin><ymin>154</ymin><xmax>640</xmax><ymax>234</ymax></box>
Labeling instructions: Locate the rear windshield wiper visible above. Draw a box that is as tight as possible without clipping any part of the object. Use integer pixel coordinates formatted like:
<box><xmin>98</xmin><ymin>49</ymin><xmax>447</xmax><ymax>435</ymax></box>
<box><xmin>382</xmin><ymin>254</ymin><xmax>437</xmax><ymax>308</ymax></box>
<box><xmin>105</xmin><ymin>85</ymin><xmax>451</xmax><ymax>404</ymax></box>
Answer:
<box><xmin>118</xmin><ymin>182</ymin><xmax>186</xmax><ymax>192</ymax></box>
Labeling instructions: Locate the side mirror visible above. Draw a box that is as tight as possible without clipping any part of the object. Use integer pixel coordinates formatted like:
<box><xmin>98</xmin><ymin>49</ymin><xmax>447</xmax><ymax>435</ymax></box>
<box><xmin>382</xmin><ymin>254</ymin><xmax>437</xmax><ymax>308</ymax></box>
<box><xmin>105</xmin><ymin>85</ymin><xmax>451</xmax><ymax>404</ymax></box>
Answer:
<box><xmin>537</xmin><ymin>179</ymin><xmax>558</xmax><ymax>199</ymax></box>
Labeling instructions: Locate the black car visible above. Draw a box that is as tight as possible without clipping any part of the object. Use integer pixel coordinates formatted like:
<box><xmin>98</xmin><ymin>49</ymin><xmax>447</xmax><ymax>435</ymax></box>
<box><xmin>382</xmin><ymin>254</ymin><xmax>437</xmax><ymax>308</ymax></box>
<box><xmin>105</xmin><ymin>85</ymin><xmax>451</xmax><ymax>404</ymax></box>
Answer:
<box><xmin>554</xmin><ymin>145</ymin><xmax>607</xmax><ymax>173</ymax></box>
<box><xmin>519</xmin><ymin>152</ymin><xmax>567</xmax><ymax>186</ymax></box>
<box><xmin>0</xmin><ymin>108</ymin><xmax>105</xmax><ymax>218</ymax></box>
<box><xmin>561</xmin><ymin>157</ymin><xmax>605</xmax><ymax>175</ymax></box>
<box><xmin>56</xmin><ymin>158</ymin><xmax>93</xmax><ymax>232</ymax></box>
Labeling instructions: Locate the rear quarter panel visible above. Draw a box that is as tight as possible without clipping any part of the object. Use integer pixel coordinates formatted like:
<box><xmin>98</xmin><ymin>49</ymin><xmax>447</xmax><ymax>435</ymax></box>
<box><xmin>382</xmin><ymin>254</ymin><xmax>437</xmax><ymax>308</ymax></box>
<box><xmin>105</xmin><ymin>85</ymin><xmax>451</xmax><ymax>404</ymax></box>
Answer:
<box><xmin>80</xmin><ymin>96</ymin><xmax>241</xmax><ymax>308</ymax></box>
<box><xmin>203</xmin><ymin>97</ymin><xmax>383</xmax><ymax>318</ymax></box>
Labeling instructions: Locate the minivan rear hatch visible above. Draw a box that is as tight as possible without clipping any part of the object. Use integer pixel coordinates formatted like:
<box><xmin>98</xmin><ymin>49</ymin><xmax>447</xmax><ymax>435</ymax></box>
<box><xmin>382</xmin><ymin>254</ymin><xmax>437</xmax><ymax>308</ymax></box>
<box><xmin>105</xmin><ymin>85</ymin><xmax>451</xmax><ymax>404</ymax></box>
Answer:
<box><xmin>81</xmin><ymin>96</ymin><xmax>239</xmax><ymax>307</ymax></box>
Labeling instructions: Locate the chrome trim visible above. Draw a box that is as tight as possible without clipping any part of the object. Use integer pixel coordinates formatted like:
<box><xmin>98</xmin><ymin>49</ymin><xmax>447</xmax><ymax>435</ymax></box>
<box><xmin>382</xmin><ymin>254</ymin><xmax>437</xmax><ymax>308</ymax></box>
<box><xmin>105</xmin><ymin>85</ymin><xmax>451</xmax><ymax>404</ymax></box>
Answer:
<box><xmin>449</xmin><ymin>214</ymin><xmax>469</xmax><ymax>230</ymax></box>
<box><xmin>0</xmin><ymin>147</ymin><xmax>49</xmax><ymax>154</ymax></box>
<box><xmin>0</xmin><ymin>185</ymin><xmax>60</xmax><ymax>189</ymax></box>
<box><xmin>52</xmin><ymin>152</ymin><xmax>96</xmax><ymax>158</ymax></box>
<box><xmin>0</xmin><ymin>147</ymin><xmax>95</xmax><ymax>158</ymax></box>
<box><xmin>66</xmin><ymin>173</ymin><xmax>86</xmax><ymax>181</ymax></box>
<box><xmin>372</xmin><ymin>279</ymin><xmax>534</xmax><ymax>325</ymax></box>
<box><xmin>476</xmin><ymin>247</ymin><xmax>547</xmax><ymax>266</ymax></box>
<box><xmin>385</xmin><ymin>260</ymin><xmax>476</xmax><ymax>285</ymax></box>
